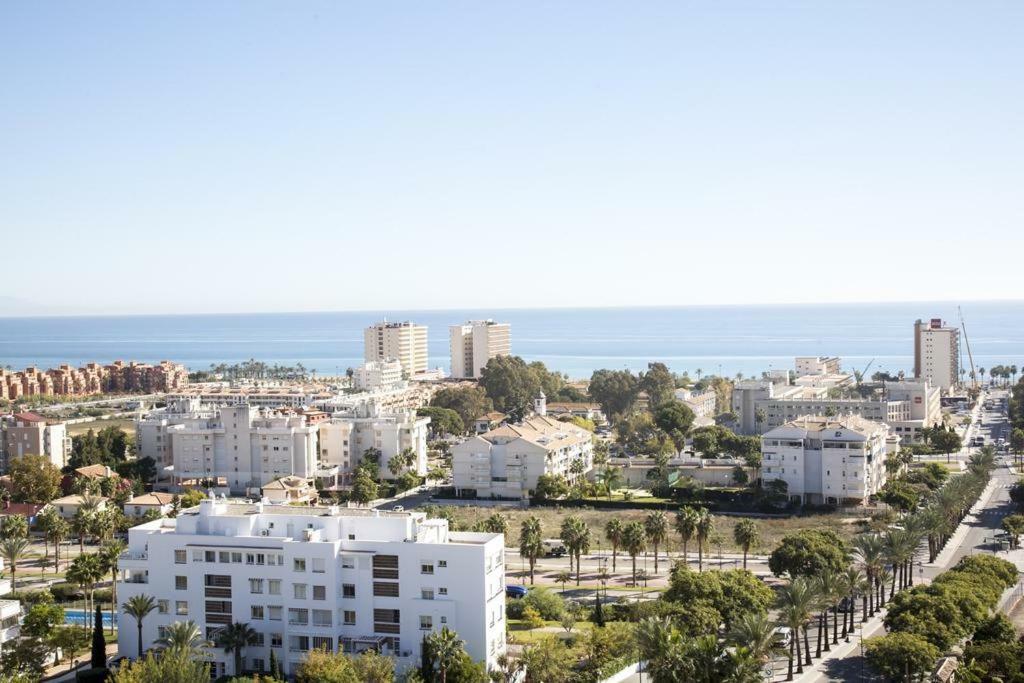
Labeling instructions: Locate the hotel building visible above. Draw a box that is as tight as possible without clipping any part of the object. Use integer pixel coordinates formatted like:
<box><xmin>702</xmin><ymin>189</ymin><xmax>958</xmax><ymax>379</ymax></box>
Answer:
<box><xmin>449</xmin><ymin>320</ymin><xmax>511</xmax><ymax>380</ymax></box>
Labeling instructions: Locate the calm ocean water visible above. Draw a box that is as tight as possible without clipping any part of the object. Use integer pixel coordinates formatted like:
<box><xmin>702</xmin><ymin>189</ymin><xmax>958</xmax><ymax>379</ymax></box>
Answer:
<box><xmin>1</xmin><ymin>302</ymin><xmax>1022</xmax><ymax>380</ymax></box>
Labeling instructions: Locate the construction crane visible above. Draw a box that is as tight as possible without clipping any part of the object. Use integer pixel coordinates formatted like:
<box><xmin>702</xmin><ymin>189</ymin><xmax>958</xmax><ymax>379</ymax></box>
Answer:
<box><xmin>856</xmin><ymin>358</ymin><xmax>875</xmax><ymax>386</ymax></box>
<box><xmin>959</xmin><ymin>306</ymin><xmax>978</xmax><ymax>392</ymax></box>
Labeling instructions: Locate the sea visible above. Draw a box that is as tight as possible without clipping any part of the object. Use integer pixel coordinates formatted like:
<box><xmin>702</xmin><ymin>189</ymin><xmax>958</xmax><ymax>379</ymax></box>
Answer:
<box><xmin>1</xmin><ymin>302</ymin><xmax>1022</xmax><ymax>381</ymax></box>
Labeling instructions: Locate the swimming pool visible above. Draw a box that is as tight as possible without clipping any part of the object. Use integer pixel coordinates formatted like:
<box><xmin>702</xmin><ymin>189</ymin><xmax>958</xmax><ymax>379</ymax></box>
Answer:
<box><xmin>63</xmin><ymin>608</ymin><xmax>118</xmax><ymax>628</ymax></box>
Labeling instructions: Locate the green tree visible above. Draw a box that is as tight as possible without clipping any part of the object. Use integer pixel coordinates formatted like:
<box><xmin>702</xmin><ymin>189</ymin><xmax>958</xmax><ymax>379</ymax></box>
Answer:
<box><xmin>353</xmin><ymin>649</ymin><xmax>394</xmax><ymax>683</ymax></box>
<box><xmin>533</xmin><ymin>473</ymin><xmax>568</xmax><ymax>501</ymax></box>
<box><xmin>214</xmin><ymin>621</ymin><xmax>260</xmax><ymax>676</ymax></box>
<box><xmin>100</xmin><ymin>539</ymin><xmax>127</xmax><ymax>633</ymax></box>
<box><xmin>0</xmin><ymin>537</ymin><xmax>32</xmax><ymax>588</ymax></box>
<box><xmin>675</xmin><ymin>506</ymin><xmax>700</xmax><ymax>567</ymax></box>
<box><xmin>588</xmin><ymin>369</ymin><xmax>639</xmax><ymax>420</ymax></box>
<box><xmin>864</xmin><ymin>632</ymin><xmax>939</xmax><ymax>682</ymax></box>
<box><xmin>518</xmin><ymin>636</ymin><xmax>573</xmax><ymax>683</ymax></box>
<box><xmin>732</xmin><ymin>519</ymin><xmax>759</xmax><ymax>569</ymax></box>
<box><xmin>596</xmin><ymin>465</ymin><xmax>623</xmax><ymax>500</ymax></box>
<box><xmin>520</xmin><ymin>516</ymin><xmax>544</xmax><ymax>584</ymax></box>
<box><xmin>605</xmin><ymin>517</ymin><xmax>623</xmax><ymax>572</ymax></box>
<box><xmin>350</xmin><ymin>469</ymin><xmax>379</xmax><ymax>506</ymax></box>
<box><xmin>8</xmin><ymin>454</ymin><xmax>62</xmax><ymax>503</ymax></box>
<box><xmin>417</xmin><ymin>406</ymin><xmax>465</xmax><ymax>436</ymax></box>
<box><xmin>645</xmin><ymin>511</ymin><xmax>669</xmax><ymax>574</ymax></box>
<box><xmin>621</xmin><ymin>521</ymin><xmax>647</xmax><ymax>586</ymax></box>
<box><xmin>293</xmin><ymin>647</ymin><xmax>359</xmax><ymax>683</ymax></box>
<box><xmin>479</xmin><ymin>356</ymin><xmax>542</xmax><ymax>419</ymax></box>
<box><xmin>559</xmin><ymin>515</ymin><xmax>591</xmax><ymax>584</ymax></box>
<box><xmin>90</xmin><ymin>605</ymin><xmax>106</xmax><ymax>668</ymax></box>
<box><xmin>425</xmin><ymin>626</ymin><xmax>466</xmax><ymax>683</ymax></box>
<box><xmin>430</xmin><ymin>386</ymin><xmax>492</xmax><ymax>427</ymax></box>
<box><xmin>122</xmin><ymin>594</ymin><xmax>157</xmax><ymax>660</ymax></box>
<box><xmin>155</xmin><ymin>620</ymin><xmax>210</xmax><ymax>658</ymax></box>
<box><xmin>0</xmin><ymin>514</ymin><xmax>28</xmax><ymax>541</ymax></box>
<box><xmin>640</xmin><ymin>362</ymin><xmax>677</xmax><ymax>409</ymax></box>
<box><xmin>769</xmin><ymin>529</ymin><xmax>849</xmax><ymax>578</ymax></box>
<box><xmin>653</xmin><ymin>400</ymin><xmax>696</xmax><ymax>450</ymax></box>
<box><xmin>479</xmin><ymin>512</ymin><xmax>508</xmax><ymax>537</ymax></box>
<box><xmin>930</xmin><ymin>428</ymin><xmax>962</xmax><ymax>464</ymax></box>
<box><xmin>695</xmin><ymin>508</ymin><xmax>713</xmax><ymax>572</ymax></box>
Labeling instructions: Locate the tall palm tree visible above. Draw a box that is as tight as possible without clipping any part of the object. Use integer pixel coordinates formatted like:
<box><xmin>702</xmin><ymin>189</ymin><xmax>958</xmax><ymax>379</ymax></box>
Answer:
<box><xmin>122</xmin><ymin>594</ymin><xmax>157</xmax><ymax>660</ymax></box>
<box><xmin>605</xmin><ymin>518</ymin><xmax>623</xmax><ymax>572</ymax></box>
<box><xmin>156</xmin><ymin>620</ymin><xmax>210</xmax><ymax>658</ymax></box>
<box><xmin>0</xmin><ymin>537</ymin><xmax>32</xmax><ymax>589</ymax></box>
<box><xmin>814</xmin><ymin>569</ymin><xmax>842</xmax><ymax>655</ymax></box>
<box><xmin>47</xmin><ymin>517</ymin><xmax>69</xmax><ymax>573</ymax></box>
<box><xmin>621</xmin><ymin>521</ymin><xmax>647</xmax><ymax>586</ymax></box>
<box><xmin>68</xmin><ymin>552</ymin><xmax>104</xmax><ymax>619</ymax></box>
<box><xmin>426</xmin><ymin>626</ymin><xmax>463</xmax><ymax>683</ymax></box>
<box><xmin>777</xmin><ymin>577</ymin><xmax>815</xmax><ymax>679</ymax></box>
<box><xmin>214</xmin><ymin>622</ymin><xmax>259</xmax><ymax>676</ymax></box>
<box><xmin>727</xmin><ymin>612</ymin><xmax>788</xmax><ymax>666</ymax></box>
<box><xmin>695</xmin><ymin>508</ymin><xmax>713</xmax><ymax>572</ymax></box>
<box><xmin>644</xmin><ymin>511</ymin><xmax>668</xmax><ymax>574</ymax></box>
<box><xmin>560</xmin><ymin>516</ymin><xmax>591</xmax><ymax>585</ymax></box>
<box><xmin>839</xmin><ymin>566</ymin><xmax>867</xmax><ymax>641</ymax></box>
<box><xmin>100</xmin><ymin>540</ymin><xmax>127</xmax><ymax>634</ymax></box>
<box><xmin>597</xmin><ymin>466</ymin><xmax>623</xmax><ymax>500</ymax></box>
<box><xmin>519</xmin><ymin>516</ymin><xmax>543</xmax><ymax>584</ymax></box>
<box><xmin>877</xmin><ymin>567</ymin><xmax>893</xmax><ymax>608</ymax></box>
<box><xmin>675</xmin><ymin>507</ymin><xmax>699</xmax><ymax>568</ymax></box>
<box><xmin>733</xmin><ymin>519</ymin><xmax>759</xmax><ymax>569</ymax></box>
<box><xmin>853</xmin><ymin>534</ymin><xmax>883</xmax><ymax>616</ymax></box>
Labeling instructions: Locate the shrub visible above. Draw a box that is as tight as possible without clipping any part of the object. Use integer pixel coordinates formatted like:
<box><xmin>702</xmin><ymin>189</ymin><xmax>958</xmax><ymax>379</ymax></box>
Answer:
<box><xmin>509</xmin><ymin>586</ymin><xmax>565</xmax><ymax>621</ymax></box>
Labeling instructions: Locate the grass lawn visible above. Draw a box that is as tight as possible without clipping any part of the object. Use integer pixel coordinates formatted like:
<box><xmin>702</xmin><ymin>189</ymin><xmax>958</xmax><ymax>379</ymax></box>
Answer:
<box><xmin>429</xmin><ymin>504</ymin><xmax>868</xmax><ymax>553</ymax></box>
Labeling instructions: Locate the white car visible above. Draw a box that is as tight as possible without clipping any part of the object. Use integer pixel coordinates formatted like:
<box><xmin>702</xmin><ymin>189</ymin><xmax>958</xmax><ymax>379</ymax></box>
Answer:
<box><xmin>772</xmin><ymin>627</ymin><xmax>793</xmax><ymax>647</ymax></box>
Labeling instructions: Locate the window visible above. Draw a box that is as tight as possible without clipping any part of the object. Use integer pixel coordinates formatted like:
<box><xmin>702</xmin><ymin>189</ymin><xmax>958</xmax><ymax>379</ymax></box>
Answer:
<box><xmin>313</xmin><ymin>585</ymin><xmax>326</xmax><ymax>601</ymax></box>
<box><xmin>439</xmin><ymin>587</ymin><xmax>448</xmax><ymax>596</ymax></box>
<box><xmin>232</xmin><ymin>552</ymin><xmax>243</xmax><ymax>563</ymax></box>
<box><xmin>373</xmin><ymin>582</ymin><xmax>399</xmax><ymax>597</ymax></box>
<box><xmin>174</xmin><ymin>550</ymin><xmax>186</xmax><ymax>564</ymax></box>
<box><xmin>421</xmin><ymin>563</ymin><xmax>434</xmax><ymax>575</ymax></box>
<box><xmin>341</xmin><ymin>556</ymin><xmax>355</xmax><ymax>569</ymax></box>
<box><xmin>175</xmin><ymin>576</ymin><xmax>187</xmax><ymax>590</ymax></box>
<box><xmin>205</xmin><ymin>550</ymin><xmax>216</xmax><ymax>563</ymax></box>
<box><xmin>252</xmin><ymin>658</ymin><xmax>265</xmax><ymax>672</ymax></box>
<box><xmin>293</xmin><ymin>584</ymin><xmax>307</xmax><ymax>600</ymax></box>
<box><xmin>268</xmin><ymin>579</ymin><xmax>281</xmax><ymax>595</ymax></box>
<box><xmin>438</xmin><ymin>560</ymin><xmax>447</xmax><ymax>568</ymax></box>
<box><xmin>343</xmin><ymin>610</ymin><xmax>356</xmax><ymax>625</ymax></box>
<box><xmin>157</xmin><ymin>600</ymin><xmax>169</xmax><ymax>614</ymax></box>
<box><xmin>312</xmin><ymin>558</ymin><xmax>326</xmax><ymax>573</ymax></box>
<box><xmin>270</xmin><ymin>633</ymin><xmax>282</xmax><ymax>648</ymax></box>
<box><xmin>251</xmin><ymin>605</ymin><xmax>264</xmax><ymax>620</ymax></box>
<box><xmin>289</xmin><ymin>635</ymin><xmax>310</xmax><ymax>652</ymax></box>
<box><xmin>288</xmin><ymin>608</ymin><xmax>309</xmax><ymax>625</ymax></box>
<box><xmin>219</xmin><ymin>551</ymin><xmax>230</xmax><ymax>563</ymax></box>
<box><xmin>312</xmin><ymin>635</ymin><xmax>333</xmax><ymax>651</ymax></box>
<box><xmin>342</xmin><ymin>584</ymin><xmax>355</xmax><ymax>598</ymax></box>
<box><xmin>421</xmin><ymin>589</ymin><xmax>434</xmax><ymax>600</ymax></box>
<box><xmin>175</xmin><ymin>601</ymin><xmax>188</xmax><ymax>616</ymax></box>
<box><xmin>269</xmin><ymin>606</ymin><xmax>282</xmax><ymax>621</ymax></box>
<box><xmin>249</xmin><ymin>578</ymin><xmax>264</xmax><ymax>594</ymax></box>
<box><xmin>294</xmin><ymin>558</ymin><xmax>306</xmax><ymax>572</ymax></box>
<box><xmin>312</xmin><ymin>609</ymin><xmax>332</xmax><ymax>627</ymax></box>
<box><xmin>420</xmin><ymin>615</ymin><xmax>433</xmax><ymax>630</ymax></box>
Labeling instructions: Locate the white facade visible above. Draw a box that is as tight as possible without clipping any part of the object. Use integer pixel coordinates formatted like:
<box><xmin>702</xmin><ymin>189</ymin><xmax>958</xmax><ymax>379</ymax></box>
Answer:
<box><xmin>795</xmin><ymin>357</ymin><xmax>842</xmax><ymax>376</ymax></box>
<box><xmin>166</xmin><ymin>405</ymin><xmax>318</xmax><ymax>495</ymax></box>
<box><xmin>364</xmin><ymin>322</ymin><xmax>428</xmax><ymax>377</ymax></box>
<box><xmin>451</xmin><ymin>415</ymin><xmax>593</xmax><ymax>499</ymax></box>
<box><xmin>116</xmin><ymin>500</ymin><xmax>505</xmax><ymax>678</ymax></box>
<box><xmin>318</xmin><ymin>404</ymin><xmax>430</xmax><ymax>483</ymax></box>
<box><xmin>914</xmin><ymin>318</ymin><xmax>960</xmax><ymax>391</ymax></box>
<box><xmin>761</xmin><ymin>415</ymin><xmax>888</xmax><ymax>505</ymax></box>
<box><xmin>673</xmin><ymin>388</ymin><xmax>718</xmax><ymax>418</ymax></box>
<box><xmin>352</xmin><ymin>360</ymin><xmax>405</xmax><ymax>392</ymax></box>
<box><xmin>449</xmin><ymin>320</ymin><xmax>512</xmax><ymax>380</ymax></box>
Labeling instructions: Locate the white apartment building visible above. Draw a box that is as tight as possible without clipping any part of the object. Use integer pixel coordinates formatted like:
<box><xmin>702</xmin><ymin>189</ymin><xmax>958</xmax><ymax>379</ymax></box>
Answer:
<box><xmin>364</xmin><ymin>322</ymin><xmax>428</xmax><ymax>377</ymax></box>
<box><xmin>451</xmin><ymin>409</ymin><xmax>594</xmax><ymax>499</ymax></box>
<box><xmin>914</xmin><ymin>318</ymin><xmax>960</xmax><ymax>392</ymax></box>
<box><xmin>731</xmin><ymin>379</ymin><xmax>940</xmax><ymax>442</ymax></box>
<box><xmin>0</xmin><ymin>412</ymin><xmax>70</xmax><ymax>471</ymax></box>
<box><xmin>761</xmin><ymin>415</ymin><xmax>888</xmax><ymax>505</ymax></box>
<box><xmin>352</xmin><ymin>360</ymin><xmax>405</xmax><ymax>392</ymax></box>
<box><xmin>318</xmin><ymin>403</ymin><xmax>430</xmax><ymax>484</ymax></box>
<box><xmin>165</xmin><ymin>405</ymin><xmax>318</xmax><ymax>495</ymax></box>
<box><xmin>795</xmin><ymin>356</ymin><xmax>842</xmax><ymax>376</ymax></box>
<box><xmin>449</xmin><ymin>320</ymin><xmax>512</xmax><ymax>380</ymax></box>
<box><xmin>0</xmin><ymin>571</ymin><xmax>19</xmax><ymax>654</ymax></box>
<box><xmin>136</xmin><ymin>397</ymin><xmax>217</xmax><ymax>476</ymax></box>
<box><xmin>116</xmin><ymin>499</ymin><xmax>505</xmax><ymax>678</ymax></box>
<box><xmin>673</xmin><ymin>388</ymin><xmax>718</xmax><ymax>419</ymax></box>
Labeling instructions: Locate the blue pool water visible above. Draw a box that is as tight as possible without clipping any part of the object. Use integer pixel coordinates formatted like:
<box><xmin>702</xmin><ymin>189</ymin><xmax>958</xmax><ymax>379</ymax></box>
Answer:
<box><xmin>64</xmin><ymin>608</ymin><xmax>117</xmax><ymax>628</ymax></box>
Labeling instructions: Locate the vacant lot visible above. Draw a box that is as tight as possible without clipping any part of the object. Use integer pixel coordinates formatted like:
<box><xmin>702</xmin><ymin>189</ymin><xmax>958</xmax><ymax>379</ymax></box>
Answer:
<box><xmin>433</xmin><ymin>504</ymin><xmax>868</xmax><ymax>554</ymax></box>
<box><xmin>67</xmin><ymin>418</ymin><xmax>135</xmax><ymax>436</ymax></box>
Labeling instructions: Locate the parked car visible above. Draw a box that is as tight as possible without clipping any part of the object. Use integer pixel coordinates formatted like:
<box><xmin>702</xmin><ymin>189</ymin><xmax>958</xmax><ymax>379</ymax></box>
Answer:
<box><xmin>772</xmin><ymin>627</ymin><xmax>792</xmax><ymax>647</ymax></box>
<box><xmin>391</xmin><ymin>505</ymin><xmax>404</xmax><ymax>512</ymax></box>
<box><xmin>542</xmin><ymin>539</ymin><xmax>566</xmax><ymax>557</ymax></box>
<box><xmin>506</xmin><ymin>585</ymin><xmax>528</xmax><ymax>599</ymax></box>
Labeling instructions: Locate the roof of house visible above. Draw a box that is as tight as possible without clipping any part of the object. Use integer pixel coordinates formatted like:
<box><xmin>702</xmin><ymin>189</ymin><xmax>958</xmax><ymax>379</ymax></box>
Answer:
<box><xmin>127</xmin><ymin>492</ymin><xmax>175</xmax><ymax>506</ymax></box>
<box><xmin>74</xmin><ymin>464</ymin><xmax>117</xmax><ymax>479</ymax></box>
<box><xmin>545</xmin><ymin>402</ymin><xmax>602</xmax><ymax>411</ymax></box>
<box><xmin>12</xmin><ymin>412</ymin><xmax>46</xmax><ymax>423</ymax></box>
<box><xmin>0</xmin><ymin>502</ymin><xmax>47</xmax><ymax>517</ymax></box>
<box><xmin>51</xmin><ymin>495</ymin><xmax>108</xmax><ymax>506</ymax></box>
<box><xmin>766</xmin><ymin>414</ymin><xmax>882</xmax><ymax>438</ymax></box>
<box><xmin>263</xmin><ymin>476</ymin><xmax>310</xmax><ymax>491</ymax></box>
<box><xmin>475</xmin><ymin>411</ymin><xmax>506</xmax><ymax>423</ymax></box>
<box><xmin>479</xmin><ymin>414</ymin><xmax>591</xmax><ymax>450</ymax></box>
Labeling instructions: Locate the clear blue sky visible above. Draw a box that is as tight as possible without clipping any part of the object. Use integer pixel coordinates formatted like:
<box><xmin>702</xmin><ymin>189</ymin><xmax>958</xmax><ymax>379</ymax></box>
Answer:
<box><xmin>2</xmin><ymin>2</ymin><xmax>1022</xmax><ymax>315</ymax></box>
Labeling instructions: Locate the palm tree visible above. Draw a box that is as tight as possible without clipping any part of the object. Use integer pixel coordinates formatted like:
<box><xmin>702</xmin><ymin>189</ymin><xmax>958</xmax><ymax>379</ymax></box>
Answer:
<box><xmin>519</xmin><ymin>516</ymin><xmax>543</xmax><ymax>584</ymax></box>
<box><xmin>214</xmin><ymin>621</ymin><xmax>259</xmax><ymax>676</ymax></box>
<box><xmin>605</xmin><ymin>518</ymin><xmax>623</xmax><ymax>572</ymax></box>
<box><xmin>853</xmin><ymin>534</ymin><xmax>883</xmax><ymax>617</ymax></box>
<box><xmin>566</xmin><ymin>517</ymin><xmax>592</xmax><ymax>585</ymax></box>
<box><xmin>0</xmin><ymin>537</ymin><xmax>32</xmax><ymax>589</ymax></box>
<box><xmin>695</xmin><ymin>508</ymin><xmax>713</xmax><ymax>572</ymax></box>
<box><xmin>728</xmin><ymin>612</ymin><xmax>788</xmax><ymax>666</ymax></box>
<box><xmin>877</xmin><ymin>567</ymin><xmax>893</xmax><ymax>608</ymax></box>
<box><xmin>426</xmin><ymin>626</ymin><xmax>463</xmax><ymax>683</ymax></box>
<box><xmin>733</xmin><ymin>519</ymin><xmax>759</xmax><ymax>569</ymax></box>
<box><xmin>621</xmin><ymin>521</ymin><xmax>647</xmax><ymax>586</ymax></box>
<box><xmin>72</xmin><ymin>508</ymin><xmax>91</xmax><ymax>552</ymax></box>
<box><xmin>675</xmin><ymin>507</ymin><xmax>699</xmax><ymax>567</ymax></box>
<box><xmin>156</xmin><ymin>619</ymin><xmax>211</xmax><ymax>659</ymax></box>
<box><xmin>814</xmin><ymin>569</ymin><xmax>842</xmax><ymax>655</ymax></box>
<box><xmin>68</xmin><ymin>552</ymin><xmax>104</xmax><ymax>618</ymax></box>
<box><xmin>839</xmin><ymin>566</ymin><xmax>867</xmax><ymax>641</ymax></box>
<box><xmin>777</xmin><ymin>577</ymin><xmax>815</xmax><ymax>679</ymax></box>
<box><xmin>597</xmin><ymin>466</ymin><xmax>623</xmax><ymax>500</ymax></box>
<box><xmin>47</xmin><ymin>516</ymin><xmax>69</xmax><ymax>573</ymax></box>
<box><xmin>644</xmin><ymin>511</ymin><xmax>669</xmax><ymax>574</ymax></box>
<box><xmin>99</xmin><ymin>540</ymin><xmax>127</xmax><ymax>634</ymax></box>
<box><xmin>122</xmin><ymin>594</ymin><xmax>157</xmax><ymax>659</ymax></box>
